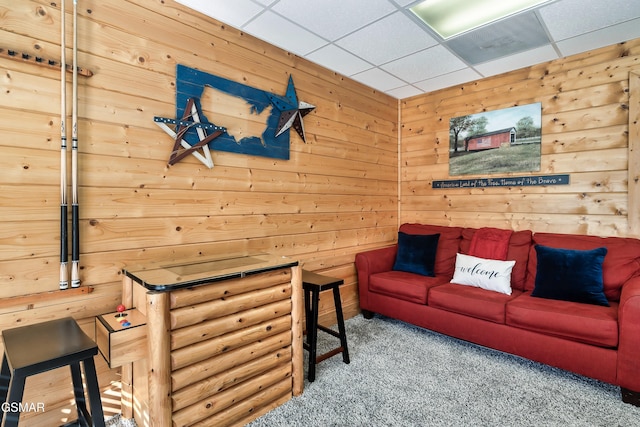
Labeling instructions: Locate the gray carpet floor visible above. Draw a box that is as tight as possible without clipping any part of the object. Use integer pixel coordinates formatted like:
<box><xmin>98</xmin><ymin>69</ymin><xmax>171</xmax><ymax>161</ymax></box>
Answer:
<box><xmin>247</xmin><ymin>314</ymin><xmax>640</xmax><ymax>427</ymax></box>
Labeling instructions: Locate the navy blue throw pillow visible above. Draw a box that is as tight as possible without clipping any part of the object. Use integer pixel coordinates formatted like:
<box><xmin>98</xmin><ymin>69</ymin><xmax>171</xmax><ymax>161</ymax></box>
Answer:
<box><xmin>532</xmin><ymin>245</ymin><xmax>609</xmax><ymax>306</ymax></box>
<box><xmin>392</xmin><ymin>232</ymin><xmax>440</xmax><ymax>276</ymax></box>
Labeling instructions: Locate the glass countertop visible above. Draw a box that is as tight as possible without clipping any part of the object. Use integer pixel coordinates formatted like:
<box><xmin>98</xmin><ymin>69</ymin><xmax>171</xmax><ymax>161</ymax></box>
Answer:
<box><xmin>123</xmin><ymin>253</ymin><xmax>298</xmax><ymax>291</ymax></box>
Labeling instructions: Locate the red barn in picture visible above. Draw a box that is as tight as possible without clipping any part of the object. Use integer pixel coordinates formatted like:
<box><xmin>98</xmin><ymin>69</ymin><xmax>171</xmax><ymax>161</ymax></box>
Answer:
<box><xmin>466</xmin><ymin>127</ymin><xmax>516</xmax><ymax>151</ymax></box>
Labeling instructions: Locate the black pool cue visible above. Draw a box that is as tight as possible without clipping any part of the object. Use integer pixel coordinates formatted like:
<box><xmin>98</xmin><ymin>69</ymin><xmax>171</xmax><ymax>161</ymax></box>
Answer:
<box><xmin>70</xmin><ymin>0</ymin><xmax>80</xmax><ymax>288</ymax></box>
<box><xmin>59</xmin><ymin>0</ymin><xmax>69</xmax><ymax>290</ymax></box>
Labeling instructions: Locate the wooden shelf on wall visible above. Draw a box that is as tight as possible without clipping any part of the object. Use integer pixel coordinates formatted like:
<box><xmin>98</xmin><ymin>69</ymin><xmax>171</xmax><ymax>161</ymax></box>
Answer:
<box><xmin>0</xmin><ymin>286</ymin><xmax>94</xmax><ymax>311</ymax></box>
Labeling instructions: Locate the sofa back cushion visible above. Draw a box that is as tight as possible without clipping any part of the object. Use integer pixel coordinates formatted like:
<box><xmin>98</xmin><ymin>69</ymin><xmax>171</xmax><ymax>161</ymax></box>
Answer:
<box><xmin>460</xmin><ymin>228</ymin><xmax>532</xmax><ymax>292</ymax></box>
<box><xmin>399</xmin><ymin>223</ymin><xmax>463</xmax><ymax>279</ymax></box>
<box><xmin>525</xmin><ymin>233</ymin><xmax>640</xmax><ymax>301</ymax></box>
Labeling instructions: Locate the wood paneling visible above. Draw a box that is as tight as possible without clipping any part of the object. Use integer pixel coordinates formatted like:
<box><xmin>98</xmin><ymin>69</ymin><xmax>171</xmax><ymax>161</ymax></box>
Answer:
<box><xmin>400</xmin><ymin>39</ymin><xmax>640</xmax><ymax>237</ymax></box>
<box><xmin>0</xmin><ymin>0</ymin><xmax>397</xmax><ymax>422</ymax></box>
<box><xmin>4</xmin><ymin>0</ymin><xmax>640</xmax><ymax>422</ymax></box>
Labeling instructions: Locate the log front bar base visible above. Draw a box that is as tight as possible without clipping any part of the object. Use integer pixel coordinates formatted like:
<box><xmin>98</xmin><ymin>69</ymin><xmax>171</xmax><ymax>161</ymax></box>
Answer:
<box><xmin>116</xmin><ymin>254</ymin><xmax>303</xmax><ymax>427</ymax></box>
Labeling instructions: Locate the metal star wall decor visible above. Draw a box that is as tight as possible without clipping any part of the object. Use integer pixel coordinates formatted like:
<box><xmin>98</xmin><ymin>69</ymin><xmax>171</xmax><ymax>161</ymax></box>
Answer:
<box><xmin>154</xmin><ymin>97</ymin><xmax>225</xmax><ymax>168</ymax></box>
<box><xmin>156</xmin><ymin>65</ymin><xmax>315</xmax><ymax>165</ymax></box>
<box><xmin>268</xmin><ymin>76</ymin><xmax>315</xmax><ymax>143</ymax></box>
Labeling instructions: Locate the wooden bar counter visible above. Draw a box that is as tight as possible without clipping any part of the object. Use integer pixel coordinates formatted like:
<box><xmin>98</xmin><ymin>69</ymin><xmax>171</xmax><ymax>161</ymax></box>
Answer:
<box><xmin>114</xmin><ymin>253</ymin><xmax>303</xmax><ymax>427</ymax></box>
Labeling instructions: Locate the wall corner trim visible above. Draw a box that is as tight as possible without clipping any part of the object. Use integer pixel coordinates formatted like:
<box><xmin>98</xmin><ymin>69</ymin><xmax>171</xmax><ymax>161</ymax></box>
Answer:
<box><xmin>628</xmin><ymin>71</ymin><xmax>640</xmax><ymax>237</ymax></box>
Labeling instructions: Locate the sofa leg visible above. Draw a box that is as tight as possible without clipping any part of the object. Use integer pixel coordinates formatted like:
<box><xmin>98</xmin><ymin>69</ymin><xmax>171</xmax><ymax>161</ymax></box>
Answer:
<box><xmin>621</xmin><ymin>388</ymin><xmax>640</xmax><ymax>406</ymax></box>
<box><xmin>361</xmin><ymin>309</ymin><xmax>374</xmax><ymax>319</ymax></box>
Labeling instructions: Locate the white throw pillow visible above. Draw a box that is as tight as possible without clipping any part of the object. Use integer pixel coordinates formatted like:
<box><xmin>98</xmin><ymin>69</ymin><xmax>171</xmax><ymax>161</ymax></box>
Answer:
<box><xmin>451</xmin><ymin>253</ymin><xmax>515</xmax><ymax>295</ymax></box>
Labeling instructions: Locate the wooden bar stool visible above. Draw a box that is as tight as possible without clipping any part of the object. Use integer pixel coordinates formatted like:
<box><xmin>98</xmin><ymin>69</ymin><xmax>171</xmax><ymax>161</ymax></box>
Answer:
<box><xmin>302</xmin><ymin>270</ymin><xmax>350</xmax><ymax>382</ymax></box>
<box><xmin>0</xmin><ymin>317</ymin><xmax>105</xmax><ymax>427</ymax></box>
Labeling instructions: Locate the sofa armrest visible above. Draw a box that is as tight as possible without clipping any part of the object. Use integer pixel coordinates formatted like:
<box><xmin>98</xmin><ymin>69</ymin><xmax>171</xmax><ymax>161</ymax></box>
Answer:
<box><xmin>617</xmin><ymin>276</ymin><xmax>640</xmax><ymax>392</ymax></box>
<box><xmin>355</xmin><ymin>246</ymin><xmax>397</xmax><ymax>275</ymax></box>
<box><xmin>355</xmin><ymin>246</ymin><xmax>397</xmax><ymax>311</ymax></box>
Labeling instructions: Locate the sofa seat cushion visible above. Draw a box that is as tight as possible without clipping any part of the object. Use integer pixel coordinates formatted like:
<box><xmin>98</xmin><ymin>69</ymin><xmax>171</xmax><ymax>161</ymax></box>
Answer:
<box><xmin>506</xmin><ymin>293</ymin><xmax>619</xmax><ymax>348</ymax></box>
<box><xmin>429</xmin><ymin>284</ymin><xmax>523</xmax><ymax>324</ymax></box>
<box><xmin>369</xmin><ymin>271</ymin><xmax>450</xmax><ymax>304</ymax></box>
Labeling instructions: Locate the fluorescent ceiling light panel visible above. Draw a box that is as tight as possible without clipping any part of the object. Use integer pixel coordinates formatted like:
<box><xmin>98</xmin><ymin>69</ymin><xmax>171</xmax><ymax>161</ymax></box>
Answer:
<box><xmin>410</xmin><ymin>0</ymin><xmax>552</xmax><ymax>39</ymax></box>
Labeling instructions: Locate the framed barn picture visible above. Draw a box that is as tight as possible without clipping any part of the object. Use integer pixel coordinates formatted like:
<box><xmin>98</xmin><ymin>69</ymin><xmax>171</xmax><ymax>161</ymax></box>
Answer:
<box><xmin>449</xmin><ymin>102</ymin><xmax>542</xmax><ymax>176</ymax></box>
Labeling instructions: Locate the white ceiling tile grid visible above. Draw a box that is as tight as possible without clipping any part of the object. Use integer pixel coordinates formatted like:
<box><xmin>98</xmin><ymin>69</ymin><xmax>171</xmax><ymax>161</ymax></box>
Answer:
<box><xmin>176</xmin><ymin>0</ymin><xmax>640</xmax><ymax>98</ymax></box>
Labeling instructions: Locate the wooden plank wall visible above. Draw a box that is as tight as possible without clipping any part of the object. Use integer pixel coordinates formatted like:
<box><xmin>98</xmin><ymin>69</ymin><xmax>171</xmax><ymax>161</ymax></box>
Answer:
<box><xmin>400</xmin><ymin>38</ymin><xmax>640</xmax><ymax>237</ymax></box>
<box><xmin>0</xmin><ymin>0</ymin><xmax>398</xmax><ymax>423</ymax></box>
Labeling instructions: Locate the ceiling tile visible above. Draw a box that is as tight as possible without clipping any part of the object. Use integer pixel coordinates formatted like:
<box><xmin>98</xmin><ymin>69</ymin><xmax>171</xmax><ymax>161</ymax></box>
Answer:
<box><xmin>388</xmin><ymin>85</ymin><xmax>423</xmax><ymax>99</ymax></box>
<box><xmin>336</xmin><ymin>12</ymin><xmax>438</xmax><ymax>65</ymax></box>
<box><xmin>390</xmin><ymin>0</ymin><xmax>418</xmax><ymax>6</ymax></box>
<box><xmin>271</xmin><ymin>0</ymin><xmax>396</xmax><ymax>40</ymax></box>
<box><xmin>413</xmin><ymin>68</ymin><xmax>482</xmax><ymax>93</ymax></box>
<box><xmin>473</xmin><ymin>44</ymin><xmax>558</xmax><ymax>77</ymax></box>
<box><xmin>381</xmin><ymin>45</ymin><xmax>467</xmax><ymax>83</ymax></box>
<box><xmin>243</xmin><ymin>11</ymin><xmax>327</xmax><ymax>56</ymax></box>
<box><xmin>539</xmin><ymin>0</ymin><xmax>640</xmax><ymax>41</ymax></box>
<box><xmin>175</xmin><ymin>0</ymin><xmax>263</xmax><ymax>27</ymax></box>
<box><xmin>555</xmin><ymin>18</ymin><xmax>640</xmax><ymax>57</ymax></box>
<box><xmin>177</xmin><ymin>0</ymin><xmax>640</xmax><ymax>97</ymax></box>
<box><xmin>306</xmin><ymin>45</ymin><xmax>372</xmax><ymax>76</ymax></box>
<box><xmin>351</xmin><ymin>68</ymin><xmax>406</xmax><ymax>92</ymax></box>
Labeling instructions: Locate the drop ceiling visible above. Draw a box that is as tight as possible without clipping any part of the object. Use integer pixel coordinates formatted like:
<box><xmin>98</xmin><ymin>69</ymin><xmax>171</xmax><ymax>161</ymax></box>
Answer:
<box><xmin>176</xmin><ymin>0</ymin><xmax>640</xmax><ymax>99</ymax></box>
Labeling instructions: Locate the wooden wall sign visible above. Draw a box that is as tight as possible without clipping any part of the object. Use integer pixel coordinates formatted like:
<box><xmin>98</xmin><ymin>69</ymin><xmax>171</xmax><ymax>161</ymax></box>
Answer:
<box><xmin>155</xmin><ymin>64</ymin><xmax>314</xmax><ymax>168</ymax></box>
<box><xmin>432</xmin><ymin>174</ymin><xmax>570</xmax><ymax>189</ymax></box>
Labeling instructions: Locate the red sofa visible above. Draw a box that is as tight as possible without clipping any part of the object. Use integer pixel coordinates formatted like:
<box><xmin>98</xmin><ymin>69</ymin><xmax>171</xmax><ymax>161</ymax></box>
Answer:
<box><xmin>355</xmin><ymin>223</ymin><xmax>640</xmax><ymax>406</ymax></box>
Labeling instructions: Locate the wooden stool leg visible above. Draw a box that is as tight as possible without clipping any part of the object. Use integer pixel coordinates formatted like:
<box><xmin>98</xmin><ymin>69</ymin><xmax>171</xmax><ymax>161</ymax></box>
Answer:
<box><xmin>4</xmin><ymin>373</ymin><xmax>26</xmax><ymax>427</ymax></box>
<box><xmin>70</xmin><ymin>362</ymin><xmax>91</xmax><ymax>426</ymax></box>
<box><xmin>83</xmin><ymin>357</ymin><xmax>105</xmax><ymax>427</ymax></box>
<box><xmin>307</xmin><ymin>289</ymin><xmax>320</xmax><ymax>382</ymax></box>
<box><xmin>332</xmin><ymin>286</ymin><xmax>350</xmax><ymax>364</ymax></box>
<box><xmin>304</xmin><ymin>287</ymin><xmax>311</xmax><ymax>341</ymax></box>
<box><xmin>0</xmin><ymin>355</ymin><xmax>10</xmax><ymax>426</ymax></box>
